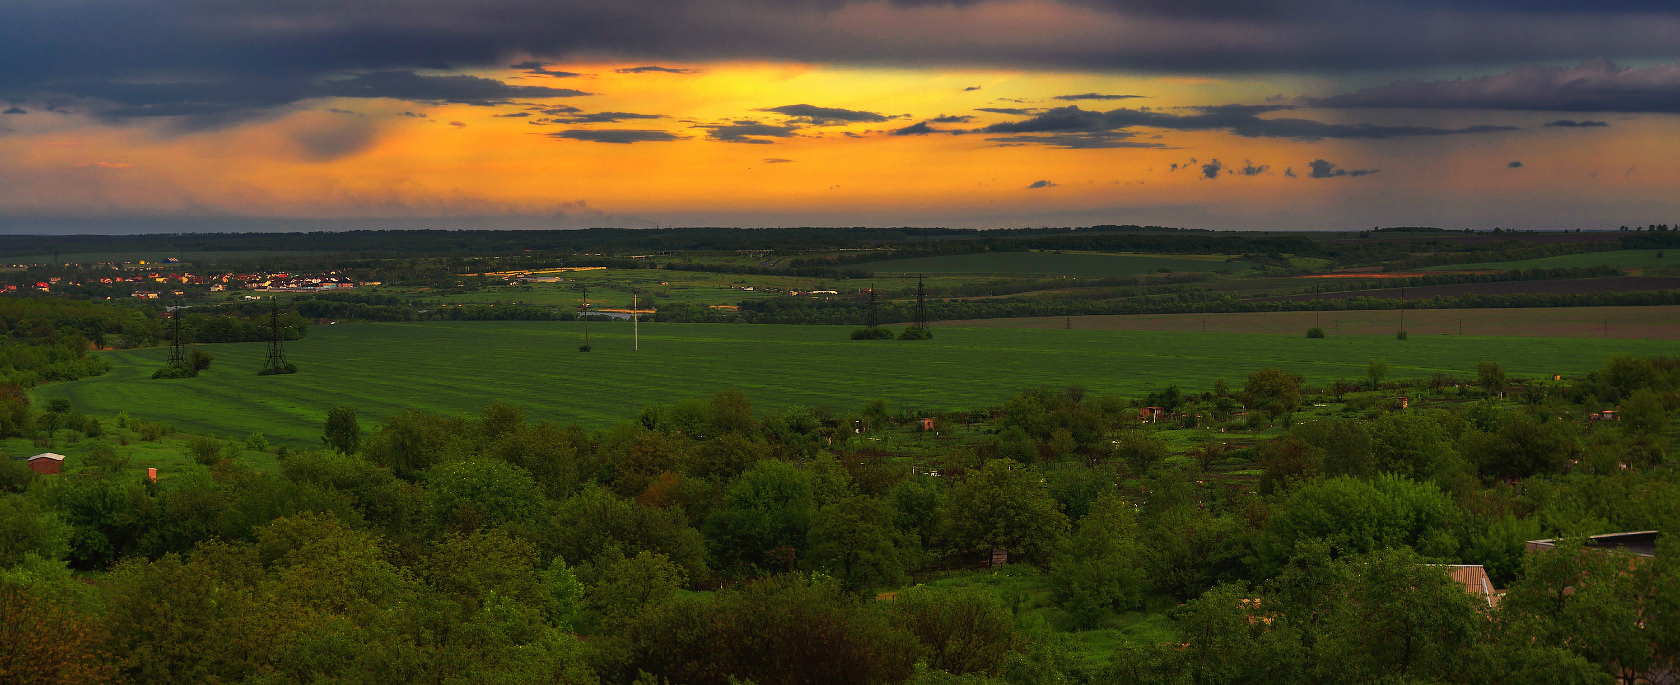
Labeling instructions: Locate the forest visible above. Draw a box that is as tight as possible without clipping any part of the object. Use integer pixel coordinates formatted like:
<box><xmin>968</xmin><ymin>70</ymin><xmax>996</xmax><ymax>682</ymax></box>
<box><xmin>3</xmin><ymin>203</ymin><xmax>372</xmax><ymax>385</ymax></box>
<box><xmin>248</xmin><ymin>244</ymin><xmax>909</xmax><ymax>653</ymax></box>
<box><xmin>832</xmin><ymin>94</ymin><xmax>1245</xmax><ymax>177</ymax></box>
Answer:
<box><xmin>1</xmin><ymin>349</ymin><xmax>1676</xmax><ymax>684</ymax></box>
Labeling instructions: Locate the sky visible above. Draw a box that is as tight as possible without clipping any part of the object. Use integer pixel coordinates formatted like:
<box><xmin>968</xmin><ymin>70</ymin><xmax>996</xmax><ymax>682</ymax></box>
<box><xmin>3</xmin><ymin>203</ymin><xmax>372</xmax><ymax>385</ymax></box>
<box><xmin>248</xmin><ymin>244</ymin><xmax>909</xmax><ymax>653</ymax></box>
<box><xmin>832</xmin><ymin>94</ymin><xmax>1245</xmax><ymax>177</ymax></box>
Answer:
<box><xmin>4</xmin><ymin>0</ymin><xmax>1680</xmax><ymax>232</ymax></box>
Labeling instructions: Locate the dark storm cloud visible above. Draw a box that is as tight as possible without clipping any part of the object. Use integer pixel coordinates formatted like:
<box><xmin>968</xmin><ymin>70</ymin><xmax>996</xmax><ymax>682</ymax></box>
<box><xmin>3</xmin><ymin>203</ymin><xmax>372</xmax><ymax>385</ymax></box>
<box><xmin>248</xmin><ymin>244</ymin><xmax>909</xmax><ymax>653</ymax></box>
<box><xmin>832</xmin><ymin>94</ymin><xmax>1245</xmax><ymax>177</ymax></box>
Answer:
<box><xmin>509</xmin><ymin>61</ymin><xmax>584</xmax><ymax>78</ymax></box>
<box><xmin>759</xmin><ymin>104</ymin><xmax>890</xmax><ymax>124</ymax></box>
<box><xmin>1544</xmin><ymin>119</ymin><xmax>1609</xmax><ymax>127</ymax></box>
<box><xmin>985</xmin><ymin>132</ymin><xmax>1165</xmax><ymax>149</ymax></box>
<box><xmin>552</xmin><ymin>111</ymin><xmax>665</xmax><ymax>123</ymax></box>
<box><xmin>292</xmin><ymin>118</ymin><xmax>380</xmax><ymax>161</ymax></box>
<box><xmin>1307</xmin><ymin>159</ymin><xmax>1379</xmax><ymax>178</ymax></box>
<box><xmin>975</xmin><ymin>104</ymin><xmax>1517</xmax><ymax>146</ymax></box>
<box><xmin>313</xmin><ymin>71</ymin><xmax>589</xmax><ymax>105</ymax></box>
<box><xmin>1240</xmin><ymin>160</ymin><xmax>1268</xmax><ymax>176</ymax></box>
<box><xmin>1303</xmin><ymin>60</ymin><xmax>1680</xmax><ymax>113</ymax></box>
<box><xmin>891</xmin><ymin>121</ymin><xmax>938</xmax><ymax>136</ymax></box>
<box><xmin>534</xmin><ymin>106</ymin><xmax>584</xmax><ymax>115</ymax></box>
<box><xmin>6</xmin><ymin>0</ymin><xmax>1680</xmax><ymax>132</ymax></box>
<box><xmin>1507</xmin><ymin>160</ymin><xmax>1523</xmax><ymax>168</ymax></box>
<box><xmin>1027</xmin><ymin>180</ymin><xmax>1058</xmax><ymax>189</ymax></box>
<box><xmin>1051</xmin><ymin>93</ymin><xmax>1144</xmax><ymax>101</ymax></box>
<box><xmin>615</xmin><ymin>66</ymin><xmax>700</xmax><ymax>74</ymax></box>
<box><xmin>552</xmin><ymin>129</ymin><xmax>680</xmax><ymax>143</ymax></box>
<box><xmin>2</xmin><ymin>106</ymin><xmax>25</xmax><ymax>114</ymax></box>
<box><xmin>704</xmin><ymin>121</ymin><xmax>800</xmax><ymax>143</ymax></box>
<box><xmin>1201</xmin><ymin>159</ymin><xmax>1223</xmax><ymax>179</ymax></box>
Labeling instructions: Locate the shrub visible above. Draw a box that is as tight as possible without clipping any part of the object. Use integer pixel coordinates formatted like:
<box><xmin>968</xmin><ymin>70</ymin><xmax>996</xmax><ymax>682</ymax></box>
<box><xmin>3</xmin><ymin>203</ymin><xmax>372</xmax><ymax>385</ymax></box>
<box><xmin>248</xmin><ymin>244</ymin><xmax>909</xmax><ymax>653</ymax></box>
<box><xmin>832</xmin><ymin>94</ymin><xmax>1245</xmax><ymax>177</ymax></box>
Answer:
<box><xmin>186</xmin><ymin>434</ymin><xmax>223</xmax><ymax>465</ymax></box>
<box><xmin>1396</xmin><ymin>329</ymin><xmax>1409</xmax><ymax>340</ymax></box>
<box><xmin>244</xmin><ymin>432</ymin><xmax>269</xmax><ymax>451</ymax></box>
<box><xmin>257</xmin><ymin>361</ymin><xmax>297</xmax><ymax>375</ymax></box>
<box><xmin>137</xmin><ymin>422</ymin><xmax>169</xmax><ymax>442</ymax></box>
<box><xmin>898</xmin><ymin>327</ymin><xmax>933</xmax><ymax>340</ymax></box>
<box><xmin>187</xmin><ymin>347</ymin><xmax>213</xmax><ymax>370</ymax></box>
<box><xmin>1306</xmin><ymin>327</ymin><xmax>1325</xmax><ymax>338</ymax></box>
<box><xmin>851</xmin><ymin>326</ymin><xmax>895</xmax><ymax>340</ymax></box>
<box><xmin>151</xmin><ymin>362</ymin><xmax>197</xmax><ymax>379</ymax></box>
<box><xmin>83</xmin><ymin>418</ymin><xmax>102</xmax><ymax>439</ymax></box>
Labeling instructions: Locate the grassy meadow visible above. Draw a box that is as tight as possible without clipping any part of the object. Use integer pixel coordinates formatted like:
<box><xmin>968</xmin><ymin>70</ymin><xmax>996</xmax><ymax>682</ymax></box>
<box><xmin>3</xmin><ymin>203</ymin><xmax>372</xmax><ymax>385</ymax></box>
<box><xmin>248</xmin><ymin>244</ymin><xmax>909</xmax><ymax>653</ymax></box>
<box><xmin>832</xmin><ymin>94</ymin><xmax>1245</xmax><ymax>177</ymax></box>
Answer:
<box><xmin>1426</xmin><ymin>249</ymin><xmax>1677</xmax><ymax>272</ymax></box>
<box><xmin>31</xmin><ymin>320</ymin><xmax>1677</xmax><ymax>444</ymax></box>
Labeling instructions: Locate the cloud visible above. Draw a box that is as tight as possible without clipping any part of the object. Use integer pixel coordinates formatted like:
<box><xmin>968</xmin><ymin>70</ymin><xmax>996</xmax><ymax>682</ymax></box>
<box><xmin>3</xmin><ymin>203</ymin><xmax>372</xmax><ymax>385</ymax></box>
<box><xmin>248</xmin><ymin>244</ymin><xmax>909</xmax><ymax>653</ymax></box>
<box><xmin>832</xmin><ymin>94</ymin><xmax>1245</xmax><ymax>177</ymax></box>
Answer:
<box><xmin>986</xmin><ymin>132</ymin><xmax>1165</xmax><ymax>149</ymax></box>
<box><xmin>551</xmin><ymin>129</ymin><xmax>679</xmax><ymax>144</ymax></box>
<box><xmin>976</xmin><ymin>107</ymin><xmax>1035</xmax><ymax>115</ymax></box>
<box><xmin>1303</xmin><ymin>59</ymin><xmax>1680</xmax><ymax>113</ymax></box>
<box><xmin>891</xmin><ymin>121</ymin><xmax>939</xmax><ymax>136</ymax></box>
<box><xmin>400</xmin><ymin>111</ymin><xmax>428</xmax><ymax>118</ymax></box>
<box><xmin>551</xmin><ymin>111</ymin><xmax>664</xmax><ymax>123</ymax></box>
<box><xmin>764</xmin><ymin>158</ymin><xmax>794</xmax><ymax>163</ymax></box>
<box><xmin>975</xmin><ymin>104</ymin><xmax>1516</xmax><ymax>146</ymax></box>
<box><xmin>964</xmin><ymin>86</ymin><xmax>982</xmax><ymax>92</ymax></box>
<box><xmin>448</xmin><ymin>121</ymin><xmax>466</xmax><ymax>128</ymax></box>
<box><xmin>704</xmin><ymin>121</ymin><xmax>800</xmax><ymax>143</ymax></box>
<box><xmin>1307</xmin><ymin>159</ymin><xmax>1379</xmax><ymax>178</ymax></box>
<box><xmin>1027</xmin><ymin>180</ymin><xmax>1057</xmax><ymax>189</ymax></box>
<box><xmin>314</xmin><ymin>71</ymin><xmax>590</xmax><ymax>106</ymax></box>
<box><xmin>928</xmin><ymin>114</ymin><xmax>973</xmax><ymax>123</ymax></box>
<box><xmin>1051</xmin><ymin>93</ymin><xmax>1144</xmax><ymax>101</ymax></box>
<box><xmin>73</xmin><ymin>161</ymin><xmax>132</xmax><ymax>169</ymax></box>
<box><xmin>1240</xmin><ymin>160</ymin><xmax>1268</xmax><ymax>176</ymax></box>
<box><xmin>1544</xmin><ymin>119</ymin><xmax>1609</xmax><ymax>127</ymax></box>
<box><xmin>1201</xmin><ymin>159</ymin><xmax>1223</xmax><ymax>179</ymax></box>
<box><xmin>323</xmin><ymin>108</ymin><xmax>360</xmax><ymax>115</ymax></box>
<box><xmin>509</xmin><ymin>61</ymin><xmax>583</xmax><ymax>78</ymax></box>
<box><xmin>1507</xmin><ymin>160</ymin><xmax>1523</xmax><ymax>168</ymax></box>
<box><xmin>2</xmin><ymin>106</ymin><xmax>25</xmax><ymax>114</ymax></box>
<box><xmin>1284</xmin><ymin>167</ymin><xmax>1297</xmax><ymax>177</ymax></box>
<box><xmin>494</xmin><ymin>112</ymin><xmax>530</xmax><ymax>117</ymax></box>
<box><xmin>291</xmin><ymin>116</ymin><xmax>381</xmax><ymax>161</ymax></box>
<box><xmin>759</xmin><ymin>104</ymin><xmax>890</xmax><ymax>125</ymax></box>
<box><xmin>615</xmin><ymin>66</ymin><xmax>699</xmax><ymax>74</ymax></box>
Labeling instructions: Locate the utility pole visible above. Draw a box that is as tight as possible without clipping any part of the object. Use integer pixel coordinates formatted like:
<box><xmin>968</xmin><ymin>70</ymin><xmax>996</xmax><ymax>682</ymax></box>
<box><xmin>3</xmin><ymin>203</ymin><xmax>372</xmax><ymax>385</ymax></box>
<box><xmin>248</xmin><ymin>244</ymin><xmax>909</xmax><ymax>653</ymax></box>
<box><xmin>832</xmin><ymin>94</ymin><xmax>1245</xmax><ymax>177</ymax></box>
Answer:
<box><xmin>634</xmin><ymin>292</ymin><xmax>639</xmax><ymax>352</ymax></box>
<box><xmin>866</xmin><ymin>284</ymin><xmax>879</xmax><ymax>329</ymax></box>
<box><xmin>913</xmin><ymin>275</ymin><xmax>928</xmax><ymax>332</ymax></box>
<box><xmin>261</xmin><ymin>296</ymin><xmax>292</xmax><ymax>374</ymax></box>
<box><xmin>1314</xmin><ymin>284</ymin><xmax>1320</xmax><ymax>328</ymax></box>
<box><xmin>581</xmin><ymin>284</ymin><xmax>591</xmax><ymax>351</ymax></box>
<box><xmin>1399</xmin><ymin>286</ymin><xmax>1406</xmax><ymax>330</ymax></box>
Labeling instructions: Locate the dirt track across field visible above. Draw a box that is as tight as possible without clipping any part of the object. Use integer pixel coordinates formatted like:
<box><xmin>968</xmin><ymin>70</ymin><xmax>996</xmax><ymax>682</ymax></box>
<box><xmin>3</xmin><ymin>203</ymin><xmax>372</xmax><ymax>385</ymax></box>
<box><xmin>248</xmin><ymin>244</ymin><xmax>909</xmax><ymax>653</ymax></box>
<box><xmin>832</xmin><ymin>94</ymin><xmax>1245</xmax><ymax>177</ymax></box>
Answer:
<box><xmin>940</xmin><ymin>306</ymin><xmax>1680</xmax><ymax>340</ymax></box>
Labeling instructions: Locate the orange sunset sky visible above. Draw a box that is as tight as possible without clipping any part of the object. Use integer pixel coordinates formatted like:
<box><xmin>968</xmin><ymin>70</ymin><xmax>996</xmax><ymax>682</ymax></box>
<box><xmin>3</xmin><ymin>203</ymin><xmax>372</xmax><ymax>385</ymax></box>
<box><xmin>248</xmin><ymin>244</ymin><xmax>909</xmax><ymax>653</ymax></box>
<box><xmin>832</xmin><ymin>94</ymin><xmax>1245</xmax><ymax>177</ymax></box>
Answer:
<box><xmin>4</xmin><ymin>1</ymin><xmax>1680</xmax><ymax>231</ymax></box>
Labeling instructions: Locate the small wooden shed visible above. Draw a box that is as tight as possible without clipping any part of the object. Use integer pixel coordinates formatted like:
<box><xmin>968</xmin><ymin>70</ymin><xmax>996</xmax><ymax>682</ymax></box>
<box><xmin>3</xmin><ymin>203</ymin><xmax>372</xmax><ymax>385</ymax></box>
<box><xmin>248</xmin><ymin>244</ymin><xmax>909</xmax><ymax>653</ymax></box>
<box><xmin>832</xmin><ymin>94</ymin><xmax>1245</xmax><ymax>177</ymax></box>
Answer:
<box><xmin>28</xmin><ymin>453</ymin><xmax>65</xmax><ymax>475</ymax></box>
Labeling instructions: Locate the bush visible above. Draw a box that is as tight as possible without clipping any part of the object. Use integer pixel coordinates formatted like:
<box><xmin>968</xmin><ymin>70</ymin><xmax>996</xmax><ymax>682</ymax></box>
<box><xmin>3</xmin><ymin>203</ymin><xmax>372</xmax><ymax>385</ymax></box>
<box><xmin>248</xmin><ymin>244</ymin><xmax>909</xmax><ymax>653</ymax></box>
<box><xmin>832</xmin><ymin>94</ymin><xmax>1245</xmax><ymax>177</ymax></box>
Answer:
<box><xmin>1306</xmin><ymin>327</ymin><xmax>1325</xmax><ymax>338</ymax></box>
<box><xmin>151</xmin><ymin>362</ymin><xmax>197</xmax><ymax>379</ymax></box>
<box><xmin>187</xmin><ymin>347</ymin><xmax>213</xmax><ymax>370</ymax></box>
<box><xmin>1396</xmin><ymin>329</ymin><xmax>1409</xmax><ymax>340</ymax></box>
<box><xmin>578</xmin><ymin>344</ymin><xmax>591</xmax><ymax>352</ymax></box>
<box><xmin>851</xmin><ymin>326</ymin><xmax>895</xmax><ymax>340</ymax></box>
<box><xmin>186</xmin><ymin>434</ymin><xmax>223</xmax><ymax>465</ymax></box>
<box><xmin>244</xmin><ymin>432</ymin><xmax>269</xmax><ymax>452</ymax></box>
<box><xmin>898</xmin><ymin>327</ymin><xmax>934</xmax><ymax>340</ymax></box>
<box><xmin>257</xmin><ymin>361</ymin><xmax>297</xmax><ymax>375</ymax></box>
<box><xmin>83</xmin><ymin>417</ymin><xmax>102</xmax><ymax>439</ymax></box>
<box><xmin>137</xmin><ymin>422</ymin><xmax>169</xmax><ymax>442</ymax></box>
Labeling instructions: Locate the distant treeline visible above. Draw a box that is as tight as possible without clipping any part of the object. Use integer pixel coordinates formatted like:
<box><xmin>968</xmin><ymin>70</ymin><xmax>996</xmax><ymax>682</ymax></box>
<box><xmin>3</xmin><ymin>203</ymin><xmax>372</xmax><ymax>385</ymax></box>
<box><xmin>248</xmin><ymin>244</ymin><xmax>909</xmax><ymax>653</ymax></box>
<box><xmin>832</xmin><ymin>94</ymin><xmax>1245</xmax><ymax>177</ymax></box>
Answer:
<box><xmin>655</xmin><ymin>289</ymin><xmax>1680</xmax><ymax>324</ymax></box>
<box><xmin>0</xmin><ymin>299</ymin><xmax>150</xmax><ymax>386</ymax></box>
<box><xmin>1300</xmin><ymin>266</ymin><xmax>1625</xmax><ymax>295</ymax></box>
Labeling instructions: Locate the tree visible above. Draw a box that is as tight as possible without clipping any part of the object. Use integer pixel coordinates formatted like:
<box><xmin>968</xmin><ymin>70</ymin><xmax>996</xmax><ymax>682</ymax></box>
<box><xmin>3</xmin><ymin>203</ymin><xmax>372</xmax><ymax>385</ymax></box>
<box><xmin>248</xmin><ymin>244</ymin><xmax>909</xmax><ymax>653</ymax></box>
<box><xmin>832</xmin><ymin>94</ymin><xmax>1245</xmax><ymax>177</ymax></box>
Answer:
<box><xmin>1477</xmin><ymin>361</ymin><xmax>1506</xmax><ymax>396</ymax></box>
<box><xmin>1621</xmin><ymin>388</ymin><xmax>1670</xmax><ymax>436</ymax></box>
<box><xmin>703</xmin><ymin>459</ymin><xmax>816</xmax><ymax>572</ymax></box>
<box><xmin>1256</xmin><ymin>474</ymin><xmax>1459</xmax><ymax>571</ymax></box>
<box><xmin>0</xmin><ymin>585</ymin><xmax>118</xmax><ymax>684</ymax></box>
<box><xmin>186</xmin><ymin>348</ymin><xmax>213</xmax><ymax>371</ymax></box>
<box><xmin>889</xmin><ymin>587</ymin><xmax>1018</xmax><ymax>676</ymax></box>
<box><xmin>805</xmin><ymin>496</ymin><xmax>909</xmax><ymax>593</ymax></box>
<box><xmin>1242</xmin><ymin>367</ymin><xmax>1302</xmax><ymax>419</ymax></box>
<box><xmin>941</xmin><ymin>459</ymin><xmax>1070</xmax><ymax>564</ymax></box>
<box><xmin>584</xmin><ymin>549</ymin><xmax>687</xmax><ymax>631</ymax></box>
<box><xmin>1366</xmin><ymin>359</ymin><xmax>1390</xmax><ymax>390</ymax></box>
<box><xmin>322</xmin><ymin>405</ymin><xmax>360</xmax><ymax>455</ymax></box>
<box><xmin>1050</xmin><ymin>493</ymin><xmax>1148</xmax><ymax>628</ymax></box>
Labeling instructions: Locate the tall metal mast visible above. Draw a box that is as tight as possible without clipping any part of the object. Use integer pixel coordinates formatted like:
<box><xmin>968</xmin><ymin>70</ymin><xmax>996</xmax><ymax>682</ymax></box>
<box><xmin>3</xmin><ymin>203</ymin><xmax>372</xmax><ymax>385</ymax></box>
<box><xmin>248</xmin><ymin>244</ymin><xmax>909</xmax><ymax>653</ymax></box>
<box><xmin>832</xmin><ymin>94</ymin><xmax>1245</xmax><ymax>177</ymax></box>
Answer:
<box><xmin>580</xmin><ymin>283</ymin><xmax>591</xmax><ymax>350</ymax></box>
<box><xmin>913</xmin><ymin>275</ymin><xmax>929</xmax><ymax>331</ymax></box>
<box><xmin>866</xmin><ymin>284</ymin><xmax>880</xmax><ymax>328</ymax></box>
<box><xmin>262</xmin><ymin>297</ymin><xmax>290</xmax><ymax>374</ymax></box>
<box><xmin>167</xmin><ymin>304</ymin><xmax>185</xmax><ymax>365</ymax></box>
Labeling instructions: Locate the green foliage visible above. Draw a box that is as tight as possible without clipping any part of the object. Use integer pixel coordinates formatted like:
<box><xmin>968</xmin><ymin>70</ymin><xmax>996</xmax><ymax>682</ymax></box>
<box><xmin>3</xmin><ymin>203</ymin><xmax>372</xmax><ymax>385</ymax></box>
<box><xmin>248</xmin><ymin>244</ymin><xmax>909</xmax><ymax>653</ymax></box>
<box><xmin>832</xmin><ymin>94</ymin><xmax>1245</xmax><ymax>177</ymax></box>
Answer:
<box><xmin>584</xmin><ymin>549</ymin><xmax>687</xmax><ymax>631</ymax></box>
<box><xmin>1396</xmin><ymin>328</ymin><xmax>1409</xmax><ymax>340</ymax></box>
<box><xmin>888</xmin><ymin>586</ymin><xmax>1018</xmax><ymax>676</ymax></box>
<box><xmin>1478</xmin><ymin>360</ymin><xmax>1507</xmax><ymax>395</ymax></box>
<box><xmin>186</xmin><ymin>347</ymin><xmax>213</xmax><ymax>371</ymax></box>
<box><xmin>1621</xmin><ymin>388</ymin><xmax>1670</xmax><ymax>436</ymax></box>
<box><xmin>243</xmin><ymin>431</ymin><xmax>268</xmax><ymax>452</ymax></box>
<box><xmin>941</xmin><ymin>459</ymin><xmax>1069</xmax><ymax>564</ymax></box>
<box><xmin>806</xmin><ymin>495</ymin><xmax>911</xmax><ymax>593</ymax></box>
<box><xmin>851</xmin><ymin>326</ymin><xmax>895</xmax><ymax>340</ymax></box>
<box><xmin>1366</xmin><ymin>358</ymin><xmax>1389</xmax><ymax>389</ymax></box>
<box><xmin>1050</xmin><ymin>493</ymin><xmax>1147</xmax><ymax>628</ymax></box>
<box><xmin>1113</xmin><ymin>431</ymin><xmax>1170</xmax><ymax>475</ymax></box>
<box><xmin>321</xmin><ymin>405</ymin><xmax>360</xmax><ymax>455</ymax></box>
<box><xmin>1241</xmin><ymin>367</ymin><xmax>1301</xmax><ymax>419</ymax></box>
<box><xmin>899</xmin><ymin>326</ymin><xmax>934</xmax><ymax>340</ymax></box>
<box><xmin>0</xmin><ymin>497</ymin><xmax>72</xmax><ymax>568</ymax></box>
<box><xmin>704</xmin><ymin>459</ymin><xmax>817</xmax><ymax>574</ymax></box>
<box><xmin>1305</xmin><ymin>326</ymin><xmax>1324</xmax><ymax>338</ymax></box>
<box><xmin>150</xmin><ymin>362</ymin><xmax>197</xmax><ymax>380</ymax></box>
<box><xmin>185</xmin><ymin>434</ymin><xmax>224</xmax><ymax>466</ymax></box>
<box><xmin>1257</xmin><ymin>474</ymin><xmax>1459</xmax><ymax>571</ymax></box>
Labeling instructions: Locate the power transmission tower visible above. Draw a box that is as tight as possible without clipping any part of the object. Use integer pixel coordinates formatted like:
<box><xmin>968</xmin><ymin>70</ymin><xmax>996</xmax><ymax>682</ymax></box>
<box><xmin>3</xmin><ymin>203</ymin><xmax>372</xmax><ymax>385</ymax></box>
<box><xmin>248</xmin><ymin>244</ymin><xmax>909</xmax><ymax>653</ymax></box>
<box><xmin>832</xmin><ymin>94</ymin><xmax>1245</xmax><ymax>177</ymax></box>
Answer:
<box><xmin>913</xmin><ymin>275</ymin><xmax>929</xmax><ymax>331</ymax></box>
<box><xmin>866</xmin><ymin>284</ymin><xmax>880</xmax><ymax>328</ymax></box>
<box><xmin>261</xmin><ymin>297</ymin><xmax>293</xmax><ymax>375</ymax></box>
<box><xmin>167</xmin><ymin>304</ymin><xmax>185</xmax><ymax>365</ymax></box>
<box><xmin>633</xmin><ymin>292</ymin><xmax>639</xmax><ymax>352</ymax></box>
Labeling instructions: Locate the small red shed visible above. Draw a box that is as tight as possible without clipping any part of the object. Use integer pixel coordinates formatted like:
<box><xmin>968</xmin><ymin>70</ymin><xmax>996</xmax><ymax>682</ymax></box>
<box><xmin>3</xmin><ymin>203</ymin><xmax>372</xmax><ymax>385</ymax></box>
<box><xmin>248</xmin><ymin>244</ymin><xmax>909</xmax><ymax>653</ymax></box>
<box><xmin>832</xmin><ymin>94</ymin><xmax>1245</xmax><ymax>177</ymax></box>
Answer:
<box><xmin>28</xmin><ymin>453</ymin><xmax>65</xmax><ymax>475</ymax></box>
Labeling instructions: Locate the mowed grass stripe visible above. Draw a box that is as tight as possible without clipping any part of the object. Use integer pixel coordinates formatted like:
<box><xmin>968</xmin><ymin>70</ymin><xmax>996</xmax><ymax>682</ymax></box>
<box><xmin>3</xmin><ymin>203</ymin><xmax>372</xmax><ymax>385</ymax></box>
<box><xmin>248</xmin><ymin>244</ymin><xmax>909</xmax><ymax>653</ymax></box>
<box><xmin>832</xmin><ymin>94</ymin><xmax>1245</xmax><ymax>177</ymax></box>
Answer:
<box><xmin>33</xmin><ymin>321</ymin><xmax>1675</xmax><ymax>444</ymax></box>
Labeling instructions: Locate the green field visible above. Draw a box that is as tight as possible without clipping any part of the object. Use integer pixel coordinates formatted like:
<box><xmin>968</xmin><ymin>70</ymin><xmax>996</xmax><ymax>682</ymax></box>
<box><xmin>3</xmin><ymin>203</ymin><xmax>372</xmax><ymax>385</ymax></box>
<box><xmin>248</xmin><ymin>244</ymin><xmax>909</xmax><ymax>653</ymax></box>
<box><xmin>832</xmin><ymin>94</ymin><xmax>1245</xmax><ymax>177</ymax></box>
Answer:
<box><xmin>1425</xmin><ymin>249</ymin><xmax>1676</xmax><ymax>272</ymax></box>
<box><xmin>32</xmin><ymin>321</ymin><xmax>1675</xmax><ymax>444</ymax></box>
<box><xmin>857</xmin><ymin>251</ymin><xmax>1251</xmax><ymax>276</ymax></box>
